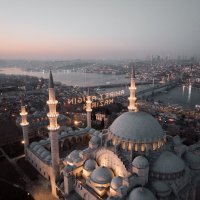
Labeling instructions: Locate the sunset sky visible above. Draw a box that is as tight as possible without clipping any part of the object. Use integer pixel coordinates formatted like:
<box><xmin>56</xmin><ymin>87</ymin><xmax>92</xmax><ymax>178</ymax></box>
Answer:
<box><xmin>0</xmin><ymin>0</ymin><xmax>200</xmax><ymax>60</ymax></box>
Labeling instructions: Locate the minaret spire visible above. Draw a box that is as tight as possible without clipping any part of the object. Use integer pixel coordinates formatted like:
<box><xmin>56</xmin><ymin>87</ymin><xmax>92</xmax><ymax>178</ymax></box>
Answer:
<box><xmin>128</xmin><ymin>64</ymin><xmax>138</xmax><ymax>112</ymax></box>
<box><xmin>20</xmin><ymin>95</ymin><xmax>29</xmax><ymax>157</ymax></box>
<box><xmin>47</xmin><ymin>69</ymin><xmax>60</xmax><ymax>197</ymax></box>
<box><xmin>86</xmin><ymin>88</ymin><xmax>92</xmax><ymax>128</ymax></box>
<box><xmin>49</xmin><ymin>69</ymin><xmax>54</xmax><ymax>88</ymax></box>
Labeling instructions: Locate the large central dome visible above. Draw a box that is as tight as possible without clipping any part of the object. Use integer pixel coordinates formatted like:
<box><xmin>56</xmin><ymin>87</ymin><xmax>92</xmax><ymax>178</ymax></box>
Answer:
<box><xmin>109</xmin><ymin>111</ymin><xmax>164</xmax><ymax>142</ymax></box>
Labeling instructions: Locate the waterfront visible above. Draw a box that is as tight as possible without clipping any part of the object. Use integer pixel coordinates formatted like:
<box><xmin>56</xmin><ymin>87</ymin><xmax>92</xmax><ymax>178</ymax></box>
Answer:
<box><xmin>154</xmin><ymin>86</ymin><xmax>200</xmax><ymax>109</ymax></box>
<box><xmin>0</xmin><ymin>67</ymin><xmax>129</xmax><ymax>87</ymax></box>
<box><xmin>0</xmin><ymin>67</ymin><xmax>200</xmax><ymax>109</ymax></box>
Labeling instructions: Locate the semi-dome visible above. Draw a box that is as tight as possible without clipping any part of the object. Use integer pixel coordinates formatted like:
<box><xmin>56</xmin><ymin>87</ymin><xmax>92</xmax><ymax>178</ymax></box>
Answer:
<box><xmin>90</xmin><ymin>166</ymin><xmax>114</xmax><ymax>184</ymax></box>
<box><xmin>111</xmin><ymin>176</ymin><xmax>123</xmax><ymax>190</ymax></box>
<box><xmin>132</xmin><ymin>156</ymin><xmax>149</xmax><ymax>169</ymax></box>
<box><xmin>66</xmin><ymin>150</ymin><xmax>83</xmax><ymax>164</ymax></box>
<box><xmin>84</xmin><ymin>159</ymin><xmax>97</xmax><ymax>171</ymax></box>
<box><xmin>152</xmin><ymin>151</ymin><xmax>185</xmax><ymax>174</ymax></box>
<box><xmin>109</xmin><ymin>112</ymin><xmax>164</xmax><ymax>142</ymax></box>
<box><xmin>128</xmin><ymin>187</ymin><xmax>157</xmax><ymax>200</ymax></box>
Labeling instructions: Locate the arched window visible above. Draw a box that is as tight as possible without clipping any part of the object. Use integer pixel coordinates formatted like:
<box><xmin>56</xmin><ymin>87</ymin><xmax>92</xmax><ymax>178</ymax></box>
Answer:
<box><xmin>153</xmin><ymin>142</ymin><xmax>157</xmax><ymax>150</ymax></box>
<box><xmin>134</xmin><ymin>144</ymin><xmax>138</xmax><ymax>151</ymax></box>
<box><xmin>141</xmin><ymin>144</ymin><xmax>145</xmax><ymax>152</ymax></box>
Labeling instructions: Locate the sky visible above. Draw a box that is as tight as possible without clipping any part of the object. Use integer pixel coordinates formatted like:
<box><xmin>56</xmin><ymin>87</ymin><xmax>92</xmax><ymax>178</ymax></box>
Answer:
<box><xmin>0</xmin><ymin>0</ymin><xmax>200</xmax><ymax>60</ymax></box>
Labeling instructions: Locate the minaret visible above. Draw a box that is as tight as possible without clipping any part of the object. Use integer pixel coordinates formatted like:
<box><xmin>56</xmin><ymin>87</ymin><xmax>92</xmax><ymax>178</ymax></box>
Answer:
<box><xmin>20</xmin><ymin>96</ymin><xmax>29</xmax><ymax>156</ymax></box>
<box><xmin>86</xmin><ymin>89</ymin><xmax>92</xmax><ymax>128</ymax></box>
<box><xmin>128</xmin><ymin>66</ymin><xmax>138</xmax><ymax>112</ymax></box>
<box><xmin>47</xmin><ymin>70</ymin><xmax>60</xmax><ymax>196</ymax></box>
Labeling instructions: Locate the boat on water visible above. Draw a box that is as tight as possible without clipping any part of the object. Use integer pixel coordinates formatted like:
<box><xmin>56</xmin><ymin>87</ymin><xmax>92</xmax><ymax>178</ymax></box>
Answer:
<box><xmin>195</xmin><ymin>105</ymin><xmax>200</xmax><ymax>110</ymax></box>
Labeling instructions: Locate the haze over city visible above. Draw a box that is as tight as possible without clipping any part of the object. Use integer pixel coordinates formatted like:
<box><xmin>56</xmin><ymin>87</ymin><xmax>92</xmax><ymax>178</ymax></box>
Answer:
<box><xmin>1</xmin><ymin>0</ymin><xmax>200</xmax><ymax>60</ymax></box>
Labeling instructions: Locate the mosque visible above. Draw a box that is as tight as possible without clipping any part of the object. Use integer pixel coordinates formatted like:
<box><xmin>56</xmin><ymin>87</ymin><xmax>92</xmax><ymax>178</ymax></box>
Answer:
<box><xmin>20</xmin><ymin>69</ymin><xmax>200</xmax><ymax>200</ymax></box>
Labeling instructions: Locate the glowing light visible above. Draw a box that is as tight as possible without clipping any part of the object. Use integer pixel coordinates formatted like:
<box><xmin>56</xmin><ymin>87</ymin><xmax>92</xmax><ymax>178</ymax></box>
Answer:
<box><xmin>188</xmin><ymin>83</ymin><xmax>192</xmax><ymax>102</ymax></box>
<box><xmin>74</xmin><ymin>120</ymin><xmax>79</xmax><ymax>125</ymax></box>
<box><xmin>21</xmin><ymin>140</ymin><xmax>25</xmax><ymax>144</ymax></box>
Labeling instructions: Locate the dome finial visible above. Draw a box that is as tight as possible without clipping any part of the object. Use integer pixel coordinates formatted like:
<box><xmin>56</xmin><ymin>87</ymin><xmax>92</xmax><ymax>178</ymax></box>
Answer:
<box><xmin>49</xmin><ymin>68</ymin><xmax>54</xmax><ymax>88</ymax></box>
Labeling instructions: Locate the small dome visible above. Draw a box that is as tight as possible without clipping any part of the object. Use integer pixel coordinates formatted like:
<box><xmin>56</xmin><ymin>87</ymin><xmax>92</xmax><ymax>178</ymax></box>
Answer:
<box><xmin>111</xmin><ymin>176</ymin><xmax>123</xmax><ymax>190</ymax></box>
<box><xmin>84</xmin><ymin>159</ymin><xmax>97</xmax><ymax>171</ymax></box>
<box><xmin>66</xmin><ymin>150</ymin><xmax>83</xmax><ymax>164</ymax></box>
<box><xmin>152</xmin><ymin>181</ymin><xmax>171</xmax><ymax>193</ymax></box>
<box><xmin>182</xmin><ymin>151</ymin><xmax>200</xmax><ymax>169</ymax></box>
<box><xmin>32</xmin><ymin>144</ymin><xmax>41</xmax><ymax>151</ymax></box>
<box><xmin>45</xmin><ymin>155</ymin><xmax>51</xmax><ymax>162</ymax></box>
<box><xmin>90</xmin><ymin>166</ymin><xmax>114</xmax><ymax>184</ymax></box>
<box><xmin>132</xmin><ymin>156</ymin><xmax>149</xmax><ymax>169</ymax></box>
<box><xmin>89</xmin><ymin>128</ymin><xmax>95</xmax><ymax>134</ymax></box>
<box><xmin>93</xmin><ymin>131</ymin><xmax>100</xmax><ymax>136</ymax></box>
<box><xmin>90</xmin><ymin>135</ymin><xmax>100</xmax><ymax>144</ymax></box>
<box><xmin>29</xmin><ymin>142</ymin><xmax>38</xmax><ymax>149</ymax></box>
<box><xmin>40</xmin><ymin>151</ymin><xmax>49</xmax><ymax>159</ymax></box>
<box><xmin>128</xmin><ymin>187</ymin><xmax>157</xmax><ymax>200</ymax></box>
<box><xmin>36</xmin><ymin>147</ymin><xmax>44</xmax><ymax>155</ymax></box>
<box><xmin>152</xmin><ymin>151</ymin><xmax>185</xmax><ymax>174</ymax></box>
<box><xmin>109</xmin><ymin>112</ymin><xmax>164</xmax><ymax>142</ymax></box>
<box><xmin>61</xmin><ymin>131</ymin><xmax>67</xmax><ymax>136</ymax></box>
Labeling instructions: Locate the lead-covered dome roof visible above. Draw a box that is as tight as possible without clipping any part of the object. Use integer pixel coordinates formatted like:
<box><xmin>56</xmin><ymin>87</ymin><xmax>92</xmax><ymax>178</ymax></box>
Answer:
<box><xmin>128</xmin><ymin>187</ymin><xmax>157</xmax><ymax>200</ymax></box>
<box><xmin>111</xmin><ymin>176</ymin><xmax>123</xmax><ymax>190</ymax></box>
<box><xmin>152</xmin><ymin>151</ymin><xmax>185</xmax><ymax>174</ymax></box>
<box><xmin>109</xmin><ymin>112</ymin><xmax>164</xmax><ymax>142</ymax></box>
<box><xmin>65</xmin><ymin>150</ymin><xmax>83</xmax><ymax>164</ymax></box>
<box><xmin>132</xmin><ymin>156</ymin><xmax>149</xmax><ymax>169</ymax></box>
<box><xmin>90</xmin><ymin>166</ymin><xmax>114</xmax><ymax>184</ymax></box>
<box><xmin>83</xmin><ymin>159</ymin><xmax>97</xmax><ymax>171</ymax></box>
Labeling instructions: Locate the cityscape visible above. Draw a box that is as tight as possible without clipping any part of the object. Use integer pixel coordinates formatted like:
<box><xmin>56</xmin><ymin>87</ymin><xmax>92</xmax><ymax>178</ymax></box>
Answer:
<box><xmin>0</xmin><ymin>1</ymin><xmax>200</xmax><ymax>200</ymax></box>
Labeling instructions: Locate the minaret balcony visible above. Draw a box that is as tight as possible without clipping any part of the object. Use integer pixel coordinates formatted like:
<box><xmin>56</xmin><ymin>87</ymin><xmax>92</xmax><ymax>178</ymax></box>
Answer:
<box><xmin>47</xmin><ymin>112</ymin><xmax>59</xmax><ymax>118</ymax></box>
<box><xmin>47</xmin><ymin>100</ymin><xmax>58</xmax><ymax>105</ymax></box>
<box><xmin>20</xmin><ymin>122</ymin><xmax>29</xmax><ymax>126</ymax></box>
<box><xmin>20</xmin><ymin>112</ymin><xmax>28</xmax><ymax>116</ymax></box>
<box><xmin>86</xmin><ymin>108</ymin><xmax>92</xmax><ymax>112</ymax></box>
<box><xmin>47</xmin><ymin>125</ymin><xmax>60</xmax><ymax>131</ymax></box>
<box><xmin>129</xmin><ymin>86</ymin><xmax>136</xmax><ymax>90</ymax></box>
<box><xmin>128</xmin><ymin>97</ymin><xmax>137</xmax><ymax>100</ymax></box>
<box><xmin>128</xmin><ymin>107</ymin><xmax>137</xmax><ymax>112</ymax></box>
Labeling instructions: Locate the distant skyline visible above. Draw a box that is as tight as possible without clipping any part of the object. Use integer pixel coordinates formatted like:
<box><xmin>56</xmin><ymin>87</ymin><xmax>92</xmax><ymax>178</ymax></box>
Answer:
<box><xmin>0</xmin><ymin>0</ymin><xmax>200</xmax><ymax>60</ymax></box>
